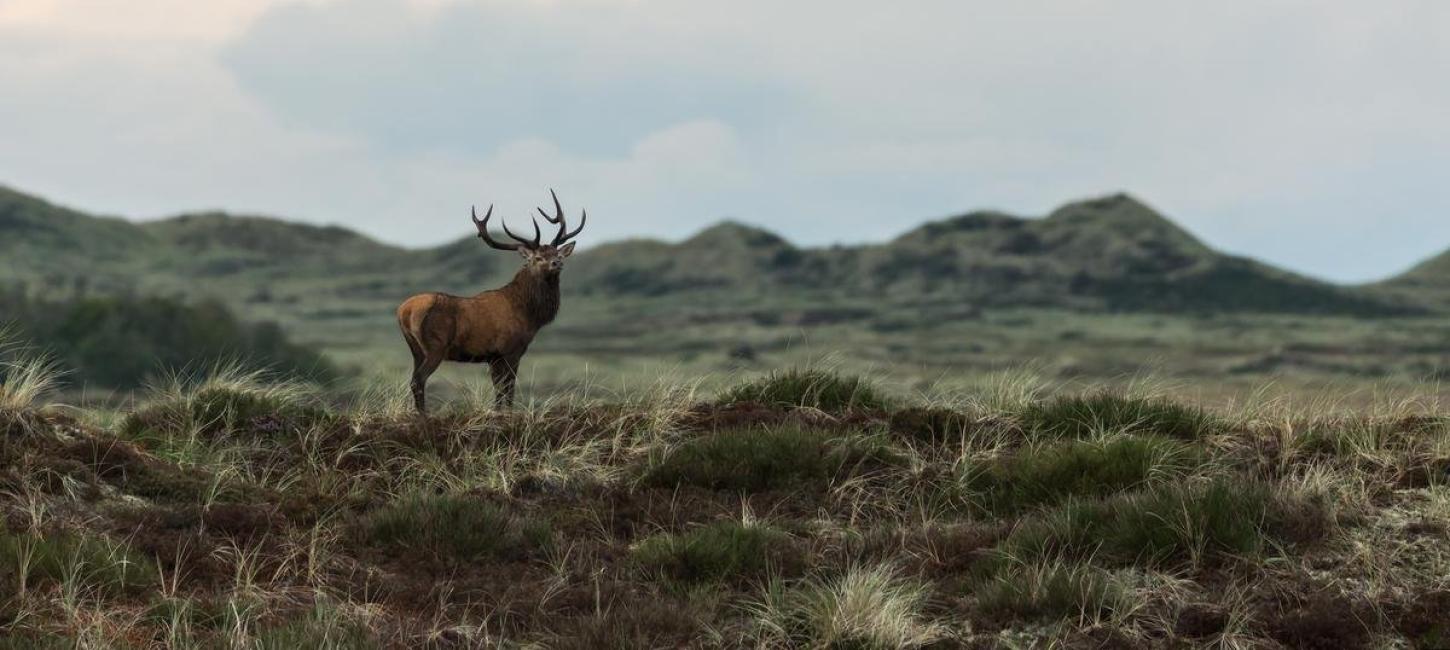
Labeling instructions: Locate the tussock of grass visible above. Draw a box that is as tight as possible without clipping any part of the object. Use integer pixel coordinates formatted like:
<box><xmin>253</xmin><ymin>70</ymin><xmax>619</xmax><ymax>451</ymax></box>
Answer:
<box><xmin>0</xmin><ymin>330</ymin><xmax>63</xmax><ymax>419</ymax></box>
<box><xmin>965</xmin><ymin>435</ymin><xmax>1203</xmax><ymax>514</ymax></box>
<box><xmin>1018</xmin><ymin>392</ymin><xmax>1222</xmax><ymax>440</ymax></box>
<box><xmin>974</xmin><ymin>560</ymin><xmax>1132</xmax><ymax>623</ymax></box>
<box><xmin>254</xmin><ymin>604</ymin><xmax>379</xmax><ymax>650</ymax></box>
<box><xmin>0</xmin><ymin>530</ymin><xmax>157</xmax><ymax>595</ymax></box>
<box><xmin>633</xmin><ymin>521</ymin><xmax>797</xmax><ymax>583</ymax></box>
<box><xmin>641</xmin><ymin>427</ymin><xmax>900</xmax><ymax>491</ymax></box>
<box><xmin>994</xmin><ymin>479</ymin><xmax>1302</xmax><ymax>569</ymax></box>
<box><xmin>751</xmin><ymin>564</ymin><xmax>941</xmax><ymax>649</ymax></box>
<box><xmin>119</xmin><ymin>365</ymin><xmax>331</xmax><ymax>444</ymax></box>
<box><xmin>721</xmin><ymin>368</ymin><xmax>890</xmax><ymax>412</ymax></box>
<box><xmin>360</xmin><ymin>492</ymin><xmax>552</xmax><ymax>562</ymax></box>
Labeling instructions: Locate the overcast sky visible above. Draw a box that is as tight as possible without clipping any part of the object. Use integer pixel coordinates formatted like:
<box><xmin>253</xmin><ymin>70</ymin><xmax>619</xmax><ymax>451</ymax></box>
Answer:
<box><xmin>2</xmin><ymin>0</ymin><xmax>1448</xmax><ymax>282</ymax></box>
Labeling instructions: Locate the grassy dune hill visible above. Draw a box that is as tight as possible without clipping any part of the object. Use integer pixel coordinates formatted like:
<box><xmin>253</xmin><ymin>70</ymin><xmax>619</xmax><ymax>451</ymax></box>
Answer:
<box><xmin>0</xmin><ymin>184</ymin><xmax>1414</xmax><ymax>317</ymax></box>
<box><xmin>1384</xmin><ymin>248</ymin><xmax>1450</xmax><ymax>308</ymax></box>
<box><xmin>568</xmin><ymin>193</ymin><xmax>1406</xmax><ymax>315</ymax></box>
<box><xmin>2</xmin><ymin>358</ymin><xmax>1447</xmax><ymax>648</ymax></box>
<box><xmin>4</xmin><ymin>184</ymin><xmax>1448</xmax><ymax>394</ymax></box>
<box><xmin>0</xmin><ymin>187</ymin><xmax>158</xmax><ymax>289</ymax></box>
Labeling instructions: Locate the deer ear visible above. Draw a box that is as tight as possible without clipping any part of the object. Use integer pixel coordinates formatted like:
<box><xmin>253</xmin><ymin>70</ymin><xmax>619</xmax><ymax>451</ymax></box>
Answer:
<box><xmin>558</xmin><ymin>242</ymin><xmax>576</xmax><ymax>258</ymax></box>
<box><xmin>517</xmin><ymin>248</ymin><xmax>532</xmax><ymax>261</ymax></box>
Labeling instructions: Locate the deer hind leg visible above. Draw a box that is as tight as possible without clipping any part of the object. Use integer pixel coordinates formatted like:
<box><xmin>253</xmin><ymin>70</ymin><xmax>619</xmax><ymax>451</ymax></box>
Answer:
<box><xmin>489</xmin><ymin>356</ymin><xmax>520</xmax><ymax>410</ymax></box>
<box><xmin>411</xmin><ymin>346</ymin><xmax>444</xmax><ymax>414</ymax></box>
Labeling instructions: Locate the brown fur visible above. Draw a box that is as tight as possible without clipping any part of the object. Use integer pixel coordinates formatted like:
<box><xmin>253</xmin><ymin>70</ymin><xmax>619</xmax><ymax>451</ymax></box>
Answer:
<box><xmin>397</xmin><ymin>246</ymin><xmax>572</xmax><ymax>412</ymax></box>
<box><xmin>400</xmin><ymin>193</ymin><xmax>584</xmax><ymax>412</ymax></box>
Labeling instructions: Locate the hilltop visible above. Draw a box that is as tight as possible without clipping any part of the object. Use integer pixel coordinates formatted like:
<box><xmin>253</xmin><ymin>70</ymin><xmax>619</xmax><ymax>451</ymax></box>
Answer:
<box><xmin>1382</xmin><ymin>247</ymin><xmax>1450</xmax><ymax>308</ymax></box>
<box><xmin>2</xmin><ymin>186</ymin><xmax>1408</xmax><ymax>317</ymax></box>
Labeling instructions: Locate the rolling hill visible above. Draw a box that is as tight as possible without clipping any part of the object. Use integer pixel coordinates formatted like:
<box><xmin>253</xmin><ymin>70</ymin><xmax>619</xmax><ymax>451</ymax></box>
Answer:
<box><xmin>1382</xmin><ymin>248</ymin><xmax>1450</xmax><ymax>308</ymax></box>
<box><xmin>0</xmin><ymin>185</ymin><xmax>1423</xmax><ymax>320</ymax></box>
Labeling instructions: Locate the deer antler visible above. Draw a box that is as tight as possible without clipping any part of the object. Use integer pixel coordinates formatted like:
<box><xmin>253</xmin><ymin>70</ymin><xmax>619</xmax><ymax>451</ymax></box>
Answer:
<box><xmin>537</xmin><ymin>189</ymin><xmax>586</xmax><ymax>246</ymax></box>
<box><xmin>473</xmin><ymin>204</ymin><xmax>541</xmax><ymax>251</ymax></box>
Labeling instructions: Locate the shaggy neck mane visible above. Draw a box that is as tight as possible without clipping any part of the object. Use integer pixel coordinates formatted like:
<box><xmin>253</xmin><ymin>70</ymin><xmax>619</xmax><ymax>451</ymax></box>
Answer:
<box><xmin>500</xmin><ymin>266</ymin><xmax>561</xmax><ymax>328</ymax></box>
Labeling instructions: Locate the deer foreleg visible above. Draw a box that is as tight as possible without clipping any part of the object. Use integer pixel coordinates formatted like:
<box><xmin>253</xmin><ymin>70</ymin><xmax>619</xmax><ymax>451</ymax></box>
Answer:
<box><xmin>490</xmin><ymin>357</ymin><xmax>520</xmax><ymax>410</ymax></box>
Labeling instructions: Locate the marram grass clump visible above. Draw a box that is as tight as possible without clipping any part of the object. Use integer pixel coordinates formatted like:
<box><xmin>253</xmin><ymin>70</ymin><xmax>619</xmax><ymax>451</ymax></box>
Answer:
<box><xmin>721</xmin><ymin>368</ymin><xmax>890</xmax><ymax>412</ymax></box>
<box><xmin>633</xmin><ymin>521</ymin><xmax>798</xmax><ymax>583</ymax></box>
<box><xmin>1018</xmin><ymin>392</ymin><xmax>1223</xmax><ymax>440</ymax></box>
<box><xmin>0</xmin><ymin>530</ymin><xmax>158</xmax><ymax>595</ymax></box>
<box><xmin>641</xmin><ymin>426</ymin><xmax>901</xmax><ymax>491</ymax></box>
<box><xmin>750</xmin><ymin>564</ymin><xmax>942</xmax><ymax>649</ymax></box>
<box><xmin>991</xmin><ymin>478</ymin><xmax>1315</xmax><ymax>569</ymax></box>
<box><xmin>360</xmin><ymin>491</ymin><xmax>552</xmax><ymax>563</ymax></box>
<box><xmin>119</xmin><ymin>365</ymin><xmax>333</xmax><ymax>443</ymax></box>
<box><xmin>974</xmin><ymin>559</ymin><xmax>1133</xmax><ymax>623</ymax></box>
<box><xmin>964</xmin><ymin>435</ymin><xmax>1204</xmax><ymax>515</ymax></box>
<box><xmin>0</xmin><ymin>330</ymin><xmax>63</xmax><ymax>424</ymax></box>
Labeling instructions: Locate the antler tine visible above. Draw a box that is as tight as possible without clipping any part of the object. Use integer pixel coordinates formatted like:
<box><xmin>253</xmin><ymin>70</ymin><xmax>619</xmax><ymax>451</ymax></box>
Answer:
<box><xmin>537</xmin><ymin>188</ymin><xmax>565</xmax><ymax>224</ymax></box>
<box><xmin>556</xmin><ymin>208</ymin><xmax>586</xmax><ymax>245</ymax></box>
<box><xmin>502</xmin><ymin>217</ymin><xmax>542</xmax><ymax>249</ymax></box>
<box><xmin>474</xmin><ymin>204</ymin><xmax>524</xmax><ymax>251</ymax></box>
<box><xmin>539</xmin><ymin>189</ymin><xmax>586</xmax><ymax>246</ymax></box>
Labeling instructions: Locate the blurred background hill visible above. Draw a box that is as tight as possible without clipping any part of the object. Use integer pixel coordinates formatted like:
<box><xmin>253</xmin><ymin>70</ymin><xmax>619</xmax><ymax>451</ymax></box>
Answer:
<box><xmin>3</xmin><ymin>184</ymin><xmax>1448</xmax><ymax>398</ymax></box>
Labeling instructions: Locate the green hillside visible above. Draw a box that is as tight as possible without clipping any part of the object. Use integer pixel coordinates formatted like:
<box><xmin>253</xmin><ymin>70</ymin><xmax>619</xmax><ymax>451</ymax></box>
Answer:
<box><xmin>1382</xmin><ymin>248</ymin><xmax>1450</xmax><ymax>309</ymax></box>
<box><xmin>8</xmin><ymin>184</ymin><xmax>1449</xmax><ymax>393</ymax></box>
<box><xmin>0</xmin><ymin>185</ymin><xmax>1411</xmax><ymax>317</ymax></box>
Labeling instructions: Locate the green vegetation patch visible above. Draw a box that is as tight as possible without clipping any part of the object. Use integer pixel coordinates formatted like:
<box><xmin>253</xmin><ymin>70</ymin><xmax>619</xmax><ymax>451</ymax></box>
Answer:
<box><xmin>641</xmin><ymin>427</ymin><xmax>900</xmax><ymax>491</ymax></box>
<box><xmin>120</xmin><ymin>374</ymin><xmax>334</xmax><ymax>446</ymax></box>
<box><xmin>0</xmin><ymin>288</ymin><xmax>337</xmax><ymax>389</ymax></box>
<box><xmin>1018</xmin><ymin>393</ymin><xmax>1223</xmax><ymax>440</ymax></box>
<box><xmin>974</xmin><ymin>561</ymin><xmax>1131</xmax><ymax>623</ymax></box>
<box><xmin>254</xmin><ymin>605</ymin><xmax>380</xmax><ymax>650</ymax></box>
<box><xmin>992</xmin><ymin>479</ymin><xmax>1309</xmax><ymax>569</ymax></box>
<box><xmin>360</xmin><ymin>492</ymin><xmax>552</xmax><ymax>563</ymax></box>
<box><xmin>966</xmin><ymin>435</ymin><xmax>1203</xmax><ymax>515</ymax></box>
<box><xmin>633</xmin><ymin>521</ymin><xmax>798</xmax><ymax>583</ymax></box>
<box><xmin>62</xmin><ymin>435</ymin><xmax>216</xmax><ymax>502</ymax></box>
<box><xmin>751</xmin><ymin>565</ymin><xmax>942</xmax><ymax>649</ymax></box>
<box><xmin>0</xmin><ymin>529</ymin><xmax>157</xmax><ymax>595</ymax></box>
<box><xmin>721</xmin><ymin>368</ymin><xmax>890</xmax><ymax>412</ymax></box>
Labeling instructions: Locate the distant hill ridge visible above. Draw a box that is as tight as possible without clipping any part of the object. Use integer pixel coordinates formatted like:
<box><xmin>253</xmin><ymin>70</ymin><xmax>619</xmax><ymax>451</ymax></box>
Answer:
<box><xmin>0</xmin><ymin>184</ymin><xmax>1431</xmax><ymax>316</ymax></box>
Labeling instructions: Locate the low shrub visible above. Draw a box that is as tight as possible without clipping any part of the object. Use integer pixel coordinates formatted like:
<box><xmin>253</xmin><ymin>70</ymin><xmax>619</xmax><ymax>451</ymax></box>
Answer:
<box><xmin>641</xmin><ymin>427</ymin><xmax>900</xmax><ymax>491</ymax></box>
<box><xmin>1018</xmin><ymin>393</ymin><xmax>1222</xmax><ymax>440</ymax></box>
<box><xmin>721</xmin><ymin>369</ymin><xmax>890</xmax><ymax>412</ymax></box>
<box><xmin>360</xmin><ymin>492</ymin><xmax>552</xmax><ymax>563</ymax></box>
<box><xmin>965</xmin><ymin>435</ymin><xmax>1203</xmax><ymax>514</ymax></box>
<box><xmin>994</xmin><ymin>479</ymin><xmax>1295</xmax><ymax>569</ymax></box>
<box><xmin>633</xmin><ymin>521</ymin><xmax>798</xmax><ymax>583</ymax></box>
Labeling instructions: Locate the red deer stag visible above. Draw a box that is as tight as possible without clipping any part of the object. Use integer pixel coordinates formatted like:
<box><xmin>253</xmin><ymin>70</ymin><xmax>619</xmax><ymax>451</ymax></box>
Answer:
<box><xmin>397</xmin><ymin>190</ymin><xmax>586</xmax><ymax>412</ymax></box>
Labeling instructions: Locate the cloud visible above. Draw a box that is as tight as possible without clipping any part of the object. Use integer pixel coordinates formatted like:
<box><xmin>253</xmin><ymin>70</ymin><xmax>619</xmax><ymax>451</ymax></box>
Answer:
<box><xmin>219</xmin><ymin>0</ymin><xmax>793</xmax><ymax>155</ymax></box>
<box><xmin>2</xmin><ymin>0</ymin><xmax>1449</xmax><ymax>281</ymax></box>
<box><xmin>0</xmin><ymin>0</ymin><xmax>288</xmax><ymax>40</ymax></box>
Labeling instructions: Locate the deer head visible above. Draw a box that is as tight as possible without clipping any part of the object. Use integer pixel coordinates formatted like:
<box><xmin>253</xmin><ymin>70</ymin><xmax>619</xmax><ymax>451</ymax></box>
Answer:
<box><xmin>472</xmin><ymin>189</ymin><xmax>586</xmax><ymax>274</ymax></box>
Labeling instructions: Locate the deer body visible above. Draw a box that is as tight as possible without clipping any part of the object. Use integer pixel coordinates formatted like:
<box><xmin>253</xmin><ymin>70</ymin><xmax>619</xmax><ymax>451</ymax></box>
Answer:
<box><xmin>398</xmin><ymin>191</ymin><xmax>584</xmax><ymax>413</ymax></box>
